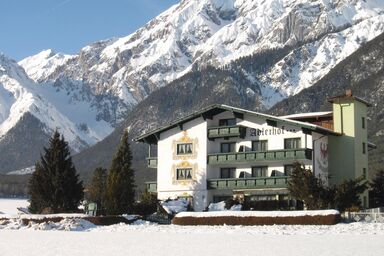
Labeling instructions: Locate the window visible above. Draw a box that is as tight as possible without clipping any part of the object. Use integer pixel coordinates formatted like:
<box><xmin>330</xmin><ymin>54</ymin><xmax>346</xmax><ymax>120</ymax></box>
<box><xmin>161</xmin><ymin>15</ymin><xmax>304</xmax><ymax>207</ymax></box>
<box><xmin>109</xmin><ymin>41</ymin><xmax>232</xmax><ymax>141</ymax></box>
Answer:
<box><xmin>362</xmin><ymin>117</ymin><xmax>366</xmax><ymax>129</ymax></box>
<box><xmin>270</xmin><ymin>170</ymin><xmax>284</xmax><ymax>177</ymax></box>
<box><xmin>252</xmin><ymin>166</ymin><xmax>268</xmax><ymax>177</ymax></box>
<box><xmin>252</xmin><ymin>140</ymin><xmax>268</xmax><ymax>151</ymax></box>
<box><xmin>363</xmin><ymin>168</ymin><xmax>367</xmax><ymax>179</ymax></box>
<box><xmin>284</xmin><ymin>165</ymin><xmax>294</xmax><ymax>176</ymax></box>
<box><xmin>219</xmin><ymin>118</ymin><xmax>236</xmax><ymax>126</ymax></box>
<box><xmin>363</xmin><ymin>142</ymin><xmax>366</xmax><ymax>154</ymax></box>
<box><xmin>221</xmin><ymin>142</ymin><xmax>236</xmax><ymax>153</ymax></box>
<box><xmin>177</xmin><ymin>143</ymin><xmax>193</xmax><ymax>155</ymax></box>
<box><xmin>284</xmin><ymin>138</ymin><xmax>301</xmax><ymax>149</ymax></box>
<box><xmin>176</xmin><ymin>168</ymin><xmax>193</xmax><ymax>180</ymax></box>
<box><xmin>220</xmin><ymin>168</ymin><xmax>236</xmax><ymax>178</ymax></box>
<box><xmin>249</xmin><ymin>195</ymin><xmax>277</xmax><ymax>201</ymax></box>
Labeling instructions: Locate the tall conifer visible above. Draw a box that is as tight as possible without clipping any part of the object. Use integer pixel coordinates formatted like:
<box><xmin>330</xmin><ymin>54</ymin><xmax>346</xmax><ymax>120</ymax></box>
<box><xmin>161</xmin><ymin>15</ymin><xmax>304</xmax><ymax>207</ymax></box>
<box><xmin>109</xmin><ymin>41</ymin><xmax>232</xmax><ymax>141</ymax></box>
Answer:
<box><xmin>88</xmin><ymin>167</ymin><xmax>108</xmax><ymax>213</ymax></box>
<box><xmin>28</xmin><ymin>130</ymin><xmax>84</xmax><ymax>213</ymax></box>
<box><xmin>105</xmin><ymin>129</ymin><xmax>135</xmax><ymax>215</ymax></box>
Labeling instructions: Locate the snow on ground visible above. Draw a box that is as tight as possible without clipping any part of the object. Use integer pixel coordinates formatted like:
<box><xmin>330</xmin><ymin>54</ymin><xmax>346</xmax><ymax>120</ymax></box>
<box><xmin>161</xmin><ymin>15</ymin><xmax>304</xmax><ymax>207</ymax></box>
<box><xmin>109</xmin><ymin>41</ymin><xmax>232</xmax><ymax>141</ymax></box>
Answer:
<box><xmin>177</xmin><ymin>209</ymin><xmax>339</xmax><ymax>217</ymax></box>
<box><xmin>0</xmin><ymin>221</ymin><xmax>384</xmax><ymax>256</ymax></box>
<box><xmin>0</xmin><ymin>198</ymin><xmax>29</xmax><ymax>215</ymax></box>
<box><xmin>1</xmin><ymin>199</ymin><xmax>384</xmax><ymax>255</ymax></box>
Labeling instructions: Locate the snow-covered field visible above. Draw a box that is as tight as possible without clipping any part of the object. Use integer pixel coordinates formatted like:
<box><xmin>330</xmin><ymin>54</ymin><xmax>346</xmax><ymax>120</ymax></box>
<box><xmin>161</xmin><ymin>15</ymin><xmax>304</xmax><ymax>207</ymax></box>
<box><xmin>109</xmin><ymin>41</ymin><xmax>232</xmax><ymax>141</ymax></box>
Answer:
<box><xmin>1</xmin><ymin>199</ymin><xmax>384</xmax><ymax>256</ymax></box>
<box><xmin>0</xmin><ymin>198</ymin><xmax>29</xmax><ymax>214</ymax></box>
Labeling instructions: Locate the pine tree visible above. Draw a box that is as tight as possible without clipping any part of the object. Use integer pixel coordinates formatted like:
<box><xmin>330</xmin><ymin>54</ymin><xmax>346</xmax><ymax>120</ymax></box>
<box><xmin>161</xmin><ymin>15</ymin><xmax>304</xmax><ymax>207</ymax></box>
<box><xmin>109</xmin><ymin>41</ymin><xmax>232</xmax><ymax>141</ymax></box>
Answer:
<box><xmin>28</xmin><ymin>130</ymin><xmax>84</xmax><ymax>213</ymax></box>
<box><xmin>105</xmin><ymin>130</ymin><xmax>135</xmax><ymax>215</ymax></box>
<box><xmin>88</xmin><ymin>167</ymin><xmax>107</xmax><ymax>214</ymax></box>
<box><xmin>370</xmin><ymin>170</ymin><xmax>384</xmax><ymax>207</ymax></box>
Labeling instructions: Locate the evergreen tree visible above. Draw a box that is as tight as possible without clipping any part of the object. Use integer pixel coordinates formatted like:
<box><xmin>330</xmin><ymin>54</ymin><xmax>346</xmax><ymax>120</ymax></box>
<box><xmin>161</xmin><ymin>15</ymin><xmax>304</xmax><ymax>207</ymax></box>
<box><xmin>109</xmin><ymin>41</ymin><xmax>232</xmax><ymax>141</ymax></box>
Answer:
<box><xmin>105</xmin><ymin>130</ymin><xmax>135</xmax><ymax>215</ymax></box>
<box><xmin>28</xmin><ymin>130</ymin><xmax>84</xmax><ymax>213</ymax></box>
<box><xmin>287</xmin><ymin>162</ymin><xmax>330</xmax><ymax>210</ymax></box>
<box><xmin>88</xmin><ymin>167</ymin><xmax>108</xmax><ymax>214</ymax></box>
<box><xmin>333</xmin><ymin>177</ymin><xmax>367</xmax><ymax>212</ymax></box>
<box><xmin>370</xmin><ymin>170</ymin><xmax>384</xmax><ymax>207</ymax></box>
<box><xmin>288</xmin><ymin>162</ymin><xmax>367</xmax><ymax>211</ymax></box>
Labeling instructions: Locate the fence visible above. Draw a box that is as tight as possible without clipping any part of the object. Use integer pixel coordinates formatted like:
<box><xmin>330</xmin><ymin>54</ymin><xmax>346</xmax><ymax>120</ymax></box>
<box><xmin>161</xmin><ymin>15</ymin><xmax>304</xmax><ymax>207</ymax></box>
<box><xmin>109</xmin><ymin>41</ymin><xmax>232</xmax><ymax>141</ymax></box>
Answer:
<box><xmin>342</xmin><ymin>208</ymin><xmax>384</xmax><ymax>223</ymax></box>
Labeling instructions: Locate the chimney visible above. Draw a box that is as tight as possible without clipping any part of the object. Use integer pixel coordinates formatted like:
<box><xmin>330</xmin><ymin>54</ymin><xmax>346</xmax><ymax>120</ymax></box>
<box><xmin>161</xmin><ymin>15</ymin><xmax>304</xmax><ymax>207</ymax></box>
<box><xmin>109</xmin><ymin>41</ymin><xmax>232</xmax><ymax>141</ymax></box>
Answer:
<box><xmin>346</xmin><ymin>89</ymin><xmax>353</xmax><ymax>97</ymax></box>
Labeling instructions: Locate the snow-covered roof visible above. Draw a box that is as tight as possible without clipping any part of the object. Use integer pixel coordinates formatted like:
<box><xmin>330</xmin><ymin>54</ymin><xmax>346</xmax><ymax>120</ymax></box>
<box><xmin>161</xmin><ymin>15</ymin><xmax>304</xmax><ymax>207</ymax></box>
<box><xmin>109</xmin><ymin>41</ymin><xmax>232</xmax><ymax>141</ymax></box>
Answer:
<box><xmin>281</xmin><ymin>111</ymin><xmax>333</xmax><ymax>120</ymax></box>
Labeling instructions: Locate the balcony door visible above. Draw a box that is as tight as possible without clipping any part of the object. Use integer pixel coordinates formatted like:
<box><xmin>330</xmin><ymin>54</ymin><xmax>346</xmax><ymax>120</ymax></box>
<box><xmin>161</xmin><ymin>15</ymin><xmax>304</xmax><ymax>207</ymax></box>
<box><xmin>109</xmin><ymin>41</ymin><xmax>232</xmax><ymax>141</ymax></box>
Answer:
<box><xmin>221</xmin><ymin>142</ymin><xmax>236</xmax><ymax>153</ymax></box>
<box><xmin>220</xmin><ymin>168</ymin><xmax>236</xmax><ymax>178</ymax></box>
<box><xmin>284</xmin><ymin>138</ymin><xmax>301</xmax><ymax>149</ymax></box>
<box><xmin>252</xmin><ymin>140</ymin><xmax>268</xmax><ymax>151</ymax></box>
<box><xmin>219</xmin><ymin>118</ymin><xmax>236</xmax><ymax>126</ymax></box>
<box><xmin>252</xmin><ymin>166</ymin><xmax>268</xmax><ymax>177</ymax></box>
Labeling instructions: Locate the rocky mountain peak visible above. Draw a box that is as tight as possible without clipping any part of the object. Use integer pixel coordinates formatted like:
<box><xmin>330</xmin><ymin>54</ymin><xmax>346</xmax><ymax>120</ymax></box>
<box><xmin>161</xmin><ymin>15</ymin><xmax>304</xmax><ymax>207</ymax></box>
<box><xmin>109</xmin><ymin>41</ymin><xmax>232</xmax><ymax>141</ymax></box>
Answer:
<box><xmin>2</xmin><ymin>0</ymin><xmax>384</xmax><ymax>174</ymax></box>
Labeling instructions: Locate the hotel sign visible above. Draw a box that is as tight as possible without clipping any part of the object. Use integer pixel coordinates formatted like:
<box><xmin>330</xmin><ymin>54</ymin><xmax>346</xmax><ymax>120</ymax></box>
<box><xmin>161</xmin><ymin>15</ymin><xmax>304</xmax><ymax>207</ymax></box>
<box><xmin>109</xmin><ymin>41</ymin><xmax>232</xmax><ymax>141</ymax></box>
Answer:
<box><xmin>250</xmin><ymin>126</ymin><xmax>297</xmax><ymax>136</ymax></box>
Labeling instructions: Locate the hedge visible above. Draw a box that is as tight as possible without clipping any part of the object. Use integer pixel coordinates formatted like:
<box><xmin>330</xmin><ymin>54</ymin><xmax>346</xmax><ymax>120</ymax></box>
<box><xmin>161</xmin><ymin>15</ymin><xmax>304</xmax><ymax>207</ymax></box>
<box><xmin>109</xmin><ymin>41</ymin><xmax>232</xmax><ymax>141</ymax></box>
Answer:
<box><xmin>172</xmin><ymin>214</ymin><xmax>340</xmax><ymax>226</ymax></box>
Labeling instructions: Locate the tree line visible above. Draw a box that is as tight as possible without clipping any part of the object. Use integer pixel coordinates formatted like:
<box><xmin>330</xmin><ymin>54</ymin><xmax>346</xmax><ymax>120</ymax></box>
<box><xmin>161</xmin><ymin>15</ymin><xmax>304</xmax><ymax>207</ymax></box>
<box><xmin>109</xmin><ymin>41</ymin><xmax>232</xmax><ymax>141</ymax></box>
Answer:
<box><xmin>28</xmin><ymin>129</ymin><xmax>138</xmax><ymax>215</ymax></box>
<box><xmin>288</xmin><ymin>162</ymin><xmax>384</xmax><ymax>212</ymax></box>
<box><xmin>28</xmin><ymin>130</ymin><xmax>384</xmax><ymax>215</ymax></box>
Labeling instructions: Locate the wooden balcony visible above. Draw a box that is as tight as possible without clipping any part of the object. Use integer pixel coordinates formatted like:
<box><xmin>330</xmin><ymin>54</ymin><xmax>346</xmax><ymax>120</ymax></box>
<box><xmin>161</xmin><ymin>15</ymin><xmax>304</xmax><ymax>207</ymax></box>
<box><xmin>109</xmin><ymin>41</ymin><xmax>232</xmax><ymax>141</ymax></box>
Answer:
<box><xmin>145</xmin><ymin>181</ymin><xmax>157</xmax><ymax>193</ymax></box>
<box><xmin>207</xmin><ymin>125</ymin><xmax>246</xmax><ymax>139</ymax></box>
<box><xmin>207</xmin><ymin>176</ymin><xmax>289</xmax><ymax>190</ymax></box>
<box><xmin>147</xmin><ymin>157</ymin><xmax>158</xmax><ymax>169</ymax></box>
<box><xmin>207</xmin><ymin>148</ymin><xmax>312</xmax><ymax>165</ymax></box>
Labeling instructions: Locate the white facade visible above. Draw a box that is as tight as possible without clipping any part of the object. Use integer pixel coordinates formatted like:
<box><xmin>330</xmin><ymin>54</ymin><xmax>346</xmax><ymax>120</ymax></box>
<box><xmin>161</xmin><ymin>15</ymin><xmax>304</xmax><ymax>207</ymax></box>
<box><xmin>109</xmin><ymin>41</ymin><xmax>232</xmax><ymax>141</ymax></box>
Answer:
<box><xmin>140</xmin><ymin>106</ymin><xmax>333</xmax><ymax>211</ymax></box>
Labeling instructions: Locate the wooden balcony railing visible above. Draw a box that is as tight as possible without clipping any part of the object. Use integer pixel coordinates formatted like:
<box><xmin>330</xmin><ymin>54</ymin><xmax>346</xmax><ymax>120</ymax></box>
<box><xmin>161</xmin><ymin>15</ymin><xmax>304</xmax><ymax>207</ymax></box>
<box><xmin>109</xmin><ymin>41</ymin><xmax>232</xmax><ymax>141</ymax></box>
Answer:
<box><xmin>207</xmin><ymin>125</ymin><xmax>246</xmax><ymax>139</ymax></box>
<box><xmin>207</xmin><ymin>148</ymin><xmax>312</xmax><ymax>164</ymax></box>
<box><xmin>207</xmin><ymin>176</ymin><xmax>289</xmax><ymax>190</ymax></box>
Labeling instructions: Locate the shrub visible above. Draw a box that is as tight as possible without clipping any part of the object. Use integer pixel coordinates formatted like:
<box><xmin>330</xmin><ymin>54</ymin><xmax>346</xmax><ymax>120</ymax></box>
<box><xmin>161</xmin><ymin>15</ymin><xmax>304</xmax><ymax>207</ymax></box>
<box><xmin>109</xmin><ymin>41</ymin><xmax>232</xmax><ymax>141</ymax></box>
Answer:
<box><xmin>224</xmin><ymin>197</ymin><xmax>242</xmax><ymax>210</ymax></box>
<box><xmin>172</xmin><ymin>214</ymin><xmax>340</xmax><ymax>226</ymax></box>
<box><xmin>134</xmin><ymin>192</ymin><xmax>158</xmax><ymax>216</ymax></box>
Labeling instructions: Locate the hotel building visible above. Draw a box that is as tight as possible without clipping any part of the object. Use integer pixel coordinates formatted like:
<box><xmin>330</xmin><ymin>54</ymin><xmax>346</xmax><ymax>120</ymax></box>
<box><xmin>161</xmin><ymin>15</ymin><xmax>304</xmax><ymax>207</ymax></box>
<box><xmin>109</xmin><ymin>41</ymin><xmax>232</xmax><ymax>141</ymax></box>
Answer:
<box><xmin>135</xmin><ymin>91</ymin><xmax>372</xmax><ymax>211</ymax></box>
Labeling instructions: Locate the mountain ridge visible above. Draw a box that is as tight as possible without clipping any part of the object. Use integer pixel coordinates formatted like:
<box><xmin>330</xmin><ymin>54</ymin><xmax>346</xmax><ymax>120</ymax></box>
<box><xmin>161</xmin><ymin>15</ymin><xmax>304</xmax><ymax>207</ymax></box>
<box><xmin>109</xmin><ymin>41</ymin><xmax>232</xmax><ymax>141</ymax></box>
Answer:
<box><xmin>1</xmin><ymin>0</ymin><xmax>384</xmax><ymax>175</ymax></box>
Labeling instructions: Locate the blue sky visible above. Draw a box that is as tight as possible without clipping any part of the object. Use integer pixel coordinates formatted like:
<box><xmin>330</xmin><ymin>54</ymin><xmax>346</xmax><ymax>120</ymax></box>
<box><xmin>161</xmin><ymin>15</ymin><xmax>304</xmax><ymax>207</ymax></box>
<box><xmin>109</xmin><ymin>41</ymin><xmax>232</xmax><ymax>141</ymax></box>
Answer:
<box><xmin>0</xmin><ymin>0</ymin><xmax>179</xmax><ymax>61</ymax></box>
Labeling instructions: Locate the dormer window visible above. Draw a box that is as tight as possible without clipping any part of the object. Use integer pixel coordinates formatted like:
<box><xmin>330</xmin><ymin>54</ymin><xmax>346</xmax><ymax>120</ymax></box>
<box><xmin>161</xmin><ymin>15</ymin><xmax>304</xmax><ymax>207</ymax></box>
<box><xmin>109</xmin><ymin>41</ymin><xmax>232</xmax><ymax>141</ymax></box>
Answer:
<box><xmin>219</xmin><ymin>118</ymin><xmax>236</xmax><ymax>126</ymax></box>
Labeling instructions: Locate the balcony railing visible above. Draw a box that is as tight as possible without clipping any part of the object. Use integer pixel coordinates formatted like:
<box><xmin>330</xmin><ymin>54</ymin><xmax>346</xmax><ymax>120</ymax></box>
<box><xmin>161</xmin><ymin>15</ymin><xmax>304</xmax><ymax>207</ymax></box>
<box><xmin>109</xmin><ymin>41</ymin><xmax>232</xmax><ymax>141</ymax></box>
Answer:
<box><xmin>145</xmin><ymin>181</ymin><xmax>157</xmax><ymax>193</ymax></box>
<box><xmin>207</xmin><ymin>125</ymin><xmax>246</xmax><ymax>139</ymax></box>
<box><xmin>207</xmin><ymin>148</ymin><xmax>312</xmax><ymax>164</ymax></box>
<box><xmin>147</xmin><ymin>157</ymin><xmax>158</xmax><ymax>168</ymax></box>
<box><xmin>207</xmin><ymin>176</ymin><xmax>289</xmax><ymax>190</ymax></box>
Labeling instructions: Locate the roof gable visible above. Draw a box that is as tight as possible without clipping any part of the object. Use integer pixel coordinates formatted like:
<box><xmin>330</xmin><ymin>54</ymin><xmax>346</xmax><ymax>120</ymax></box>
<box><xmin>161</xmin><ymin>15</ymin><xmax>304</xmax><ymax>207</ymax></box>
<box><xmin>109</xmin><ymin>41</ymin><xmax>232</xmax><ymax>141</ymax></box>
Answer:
<box><xmin>135</xmin><ymin>104</ymin><xmax>339</xmax><ymax>144</ymax></box>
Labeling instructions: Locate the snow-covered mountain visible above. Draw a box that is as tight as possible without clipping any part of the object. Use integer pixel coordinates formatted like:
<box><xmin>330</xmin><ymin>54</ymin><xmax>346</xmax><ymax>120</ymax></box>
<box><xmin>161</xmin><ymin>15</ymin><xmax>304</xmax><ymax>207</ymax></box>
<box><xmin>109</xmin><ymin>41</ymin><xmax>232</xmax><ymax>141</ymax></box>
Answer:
<box><xmin>20</xmin><ymin>0</ymin><xmax>384</xmax><ymax>111</ymax></box>
<box><xmin>2</xmin><ymin>0</ymin><xmax>384</xmax><ymax>174</ymax></box>
<box><xmin>0</xmin><ymin>54</ymin><xmax>112</xmax><ymax>153</ymax></box>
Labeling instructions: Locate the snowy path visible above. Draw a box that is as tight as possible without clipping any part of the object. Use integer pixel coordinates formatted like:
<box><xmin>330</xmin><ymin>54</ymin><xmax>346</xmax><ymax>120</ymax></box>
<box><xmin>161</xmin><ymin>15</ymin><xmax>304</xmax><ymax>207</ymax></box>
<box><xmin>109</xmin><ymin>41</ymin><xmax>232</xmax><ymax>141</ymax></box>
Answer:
<box><xmin>1</xmin><ymin>223</ymin><xmax>384</xmax><ymax>256</ymax></box>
